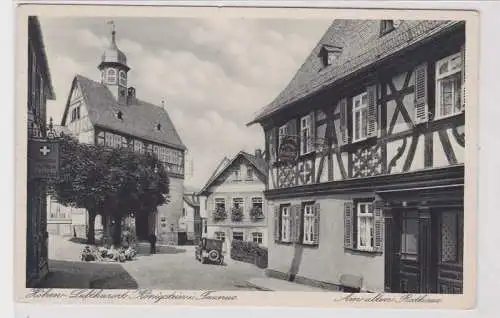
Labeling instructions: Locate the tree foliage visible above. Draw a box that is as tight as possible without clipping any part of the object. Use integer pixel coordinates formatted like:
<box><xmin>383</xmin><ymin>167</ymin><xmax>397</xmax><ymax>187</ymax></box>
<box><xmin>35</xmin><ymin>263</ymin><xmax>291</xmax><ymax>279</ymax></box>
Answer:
<box><xmin>47</xmin><ymin>135</ymin><xmax>170</xmax><ymax>244</ymax></box>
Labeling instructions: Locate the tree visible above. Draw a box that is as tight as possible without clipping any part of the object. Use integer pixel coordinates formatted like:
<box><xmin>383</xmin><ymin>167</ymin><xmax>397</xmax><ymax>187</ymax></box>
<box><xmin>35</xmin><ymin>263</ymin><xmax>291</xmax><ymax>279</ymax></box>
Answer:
<box><xmin>48</xmin><ymin>135</ymin><xmax>170</xmax><ymax>245</ymax></box>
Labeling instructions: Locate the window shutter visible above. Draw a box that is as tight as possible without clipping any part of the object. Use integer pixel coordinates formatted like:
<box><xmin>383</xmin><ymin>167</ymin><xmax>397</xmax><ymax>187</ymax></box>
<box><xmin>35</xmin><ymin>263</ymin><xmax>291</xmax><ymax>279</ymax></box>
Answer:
<box><xmin>273</xmin><ymin>205</ymin><xmax>280</xmax><ymax>242</ymax></box>
<box><xmin>288</xmin><ymin>119</ymin><xmax>298</xmax><ymax>144</ymax></box>
<box><xmin>344</xmin><ymin>201</ymin><xmax>354</xmax><ymax>248</ymax></box>
<box><xmin>373</xmin><ymin>201</ymin><xmax>384</xmax><ymax>252</ymax></box>
<box><xmin>339</xmin><ymin>98</ymin><xmax>348</xmax><ymax>145</ymax></box>
<box><xmin>461</xmin><ymin>44</ymin><xmax>466</xmax><ymax>112</ymax></box>
<box><xmin>309</xmin><ymin>113</ymin><xmax>316</xmax><ymax>152</ymax></box>
<box><xmin>313</xmin><ymin>202</ymin><xmax>320</xmax><ymax>245</ymax></box>
<box><xmin>290</xmin><ymin>205</ymin><xmax>302</xmax><ymax>243</ymax></box>
<box><xmin>367</xmin><ymin>85</ymin><xmax>378</xmax><ymax>137</ymax></box>
<box><xmin>289</xmin><ymin>205</ymin><xmax>296</xmax><ymax>242</ymax></box>
<box><xmin>267</xmin><ymin>128</ymin><xmax>277</xmax><ymax>162</ymax></box>
<box><xmin>414</xmin><ymin>63</ymin><xmax>428</xmax><ymax>124</ymax></box>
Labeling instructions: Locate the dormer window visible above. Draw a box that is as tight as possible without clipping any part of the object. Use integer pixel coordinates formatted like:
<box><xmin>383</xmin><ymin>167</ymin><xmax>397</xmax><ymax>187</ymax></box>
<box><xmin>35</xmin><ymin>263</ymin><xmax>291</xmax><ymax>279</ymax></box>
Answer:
<box><xmin>380</xmin><ymin>20</ymin><xmax>398</xmax><ymax>36</ymax></box>
<box><xmin>157</xmin><ymin>123</ymin><xmax>161</xmax><ymax>131</ymax></box>
<box><xmin>116</xmin><ymin>111</ymin><xmax>123</xmax><ymax>120</ymax></box>
<box><xmin>320</xmin><ymin>45</ymin><xmax>342</xmax><ymax>68</ymax></box>
<box><xmin>107</xmin><ymin>69</ymin><xmax>116</xmax><ymax>84</ymax></box>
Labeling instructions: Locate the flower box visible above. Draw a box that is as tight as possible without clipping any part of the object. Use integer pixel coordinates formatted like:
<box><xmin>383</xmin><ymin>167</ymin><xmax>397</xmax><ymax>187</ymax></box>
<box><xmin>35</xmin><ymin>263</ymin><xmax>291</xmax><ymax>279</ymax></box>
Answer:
<box><xmin>250</xmin><ymin>206</ymin><xmax>264</xmax><ymax>221</ymax></box>
<box><xmin>231</xmin><ymin>207</ymin><xmax>244</xmax><ymax>222</ymax></box>
<box><xmin>212</xmin><ymin>206</ymin><xmax>227</xmax><ymax>222</ymax></box>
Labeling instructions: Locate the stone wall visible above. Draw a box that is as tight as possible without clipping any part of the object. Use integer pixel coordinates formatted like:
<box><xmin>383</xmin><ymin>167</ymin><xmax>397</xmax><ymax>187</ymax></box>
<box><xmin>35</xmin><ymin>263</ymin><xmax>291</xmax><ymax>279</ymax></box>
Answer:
<box><xmin>156</xmin><ymin>176</ymin><xmax>184</xmax><ymax>244</ymax></box>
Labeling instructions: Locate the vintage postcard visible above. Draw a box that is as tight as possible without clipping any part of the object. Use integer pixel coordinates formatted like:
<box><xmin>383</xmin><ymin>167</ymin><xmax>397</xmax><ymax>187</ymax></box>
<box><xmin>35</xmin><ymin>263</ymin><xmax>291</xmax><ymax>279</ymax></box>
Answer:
<box><xmin>15</xmin><ymin>3</ymin><xmax>479</xmax><ymax>310</ymax></box>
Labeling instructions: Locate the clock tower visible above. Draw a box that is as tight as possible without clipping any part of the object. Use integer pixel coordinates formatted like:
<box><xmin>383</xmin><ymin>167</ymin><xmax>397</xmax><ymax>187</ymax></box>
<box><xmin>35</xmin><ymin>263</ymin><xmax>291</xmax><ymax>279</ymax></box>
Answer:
<box><xmin>98</xmin><ymin>21</ymin><xmax>130</xmax><ymax>104</ymax></box>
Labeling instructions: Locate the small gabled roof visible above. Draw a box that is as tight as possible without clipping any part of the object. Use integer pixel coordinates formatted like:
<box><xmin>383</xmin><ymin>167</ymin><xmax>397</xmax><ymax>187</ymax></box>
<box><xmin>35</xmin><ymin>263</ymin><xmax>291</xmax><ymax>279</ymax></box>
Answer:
<box><xmin>61</xmin><ymin>75</ymin><xmax>186</xmax><ymax>150</ymax></box>
<box><xmin>198</xmin><ymin>151</ymin><xmax>268</xmax><ymax>195</ymax></box>
<box><xmin>248</xmin><ymin>19</ymin><xmax>461</xmax><ymax>125</ymax></box>
<box><xmin>183</xmin><ymin>193</ymin><xmax>200</xmax><ymax>208</ymax></box>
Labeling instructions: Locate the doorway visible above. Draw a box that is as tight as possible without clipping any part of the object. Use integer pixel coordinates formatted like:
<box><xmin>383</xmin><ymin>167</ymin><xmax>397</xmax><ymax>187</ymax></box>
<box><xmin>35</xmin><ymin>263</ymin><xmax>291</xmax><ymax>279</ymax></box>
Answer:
<box><xmin>387</xmin><ymin>209</ymin><xmax>433</xmax><ymax>293</ymax></box>
<box><xmin>178</xmin><ymin>232</ymin><xmax>187</xmax><ymax>245</ymax></box>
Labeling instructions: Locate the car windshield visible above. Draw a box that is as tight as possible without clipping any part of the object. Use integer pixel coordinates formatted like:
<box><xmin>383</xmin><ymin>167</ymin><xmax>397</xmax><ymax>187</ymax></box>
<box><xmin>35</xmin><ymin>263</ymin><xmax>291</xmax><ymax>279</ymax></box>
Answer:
<box><xmin>205</xmin><ymin>239</ymin><xmax>222</xmax><ymax>250</ymax></box>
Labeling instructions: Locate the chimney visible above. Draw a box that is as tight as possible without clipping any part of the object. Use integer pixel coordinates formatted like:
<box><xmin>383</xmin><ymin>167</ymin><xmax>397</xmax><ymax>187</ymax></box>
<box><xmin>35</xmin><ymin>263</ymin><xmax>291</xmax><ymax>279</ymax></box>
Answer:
<box><xmin>255</xmin><ymin>148</ymin><xmax>263</xmax><ymax>159</ymax></box>
<box><xmin>127</xmin><ymin>87</ymin><xmax>136</xmax><ymax>105</ymax></box>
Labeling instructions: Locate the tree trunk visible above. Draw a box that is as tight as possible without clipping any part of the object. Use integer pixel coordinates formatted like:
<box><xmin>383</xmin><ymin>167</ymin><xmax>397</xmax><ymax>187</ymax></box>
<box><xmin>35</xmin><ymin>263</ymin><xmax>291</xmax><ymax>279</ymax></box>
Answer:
<box><xmin>102</xmin><ymin>215</ymin><xmax>112</xmax><ymax>247</ymax></box>
<box><xmin>87</xmin><ymin>211</ymin><xmax>96</xmax><ymax>245</ymax></box>
<box><xmin>112</xmin><ymin>216</ymin><xmax>123</xmax><ymax>247</ymax></box>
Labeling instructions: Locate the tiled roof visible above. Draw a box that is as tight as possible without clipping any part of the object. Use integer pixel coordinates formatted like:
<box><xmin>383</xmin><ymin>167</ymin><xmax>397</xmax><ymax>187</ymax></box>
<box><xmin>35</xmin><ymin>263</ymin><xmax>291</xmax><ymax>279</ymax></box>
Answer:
<box><xmin>29</xmin><ymin>16</ymin><xmax>55</xmax><ymax>100</ymax></box>
<box><xmin>249</xmin><ymin>19</ymin><xmax>460</xmax><ymax>124</ymax></box>
<box><xmin>65</xmin><ymin>75</ymin><xmax>185</xmax><ymax>150</ymax></box>
<box><xmin>241</xmin><ymin>151</ymin><xmax>268</xmax><ymax>177</ymax></box>
<box><xmin>198</xmin><ymin>151</ymin><xmax>268</xmax><ymax>195</ymax></box>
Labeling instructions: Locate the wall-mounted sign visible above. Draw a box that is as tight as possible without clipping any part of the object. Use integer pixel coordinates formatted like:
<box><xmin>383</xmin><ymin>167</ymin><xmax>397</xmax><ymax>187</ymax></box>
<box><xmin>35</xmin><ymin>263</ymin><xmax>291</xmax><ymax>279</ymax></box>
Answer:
<box><xmin>278</xmin><ymin>136</ymin><xmax>299</xmax><ymax>163</ymax></box>
<box><xmin>28</xmin><ymin>139</ymin><xmax>60</xmax><ymax>180</ymax></box>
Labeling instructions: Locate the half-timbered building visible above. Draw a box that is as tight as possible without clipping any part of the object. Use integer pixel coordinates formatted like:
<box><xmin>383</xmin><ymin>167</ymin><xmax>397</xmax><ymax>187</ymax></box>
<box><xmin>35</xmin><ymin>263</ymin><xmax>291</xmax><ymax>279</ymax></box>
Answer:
<box><xmin>248</xmin><ymin>19</ymin><xmax>466</xmax><ymax>293</ymax></box>
<box><xmin>49</xmin><ymin>24</ymin><xmax>187</xmax><ymax>244</ymax></box>
<box><xmin>26</xmin><ymin>16</ymin><xmax>56</xmax><ymax>287</ymax></box>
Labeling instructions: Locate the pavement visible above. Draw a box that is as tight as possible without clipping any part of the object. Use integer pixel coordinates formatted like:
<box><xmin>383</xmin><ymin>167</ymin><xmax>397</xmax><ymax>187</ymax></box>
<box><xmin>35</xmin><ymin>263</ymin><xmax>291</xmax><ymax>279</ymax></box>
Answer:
<box><xmin>40</xmin><ymin>235</ymin><xmax>265</xmax><ymax>290</ymax></box>
<box><xmin>244</xmin><ymin>277</ymin><xmax>331</xmax><ymax>292</ymax></box>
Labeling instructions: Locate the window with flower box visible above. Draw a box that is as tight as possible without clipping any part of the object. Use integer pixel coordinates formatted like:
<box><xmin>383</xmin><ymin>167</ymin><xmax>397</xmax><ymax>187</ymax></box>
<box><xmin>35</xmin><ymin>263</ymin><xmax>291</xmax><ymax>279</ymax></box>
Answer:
<box><xmin>213</xmin><ymin>198</ymin><xmax>227</xmax><ymax>221</ymax></box>
<box><xmin>250</xmin><ymin>197</ymin><xmax>264</xmax><ymax>221</ymax></box>
<box><xmin>231</xmin><ymin>197</ymin><xmax>244</xmax><ymax>222</ymax></box>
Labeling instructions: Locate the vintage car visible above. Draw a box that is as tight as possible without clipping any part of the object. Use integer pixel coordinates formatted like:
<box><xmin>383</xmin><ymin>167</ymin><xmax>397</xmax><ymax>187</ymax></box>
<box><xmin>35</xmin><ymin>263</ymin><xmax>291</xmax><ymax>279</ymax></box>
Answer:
<box><xmin>195</xmin><ymin>238</ymin><xmax>224</xmax><ymax>264</ymax></box>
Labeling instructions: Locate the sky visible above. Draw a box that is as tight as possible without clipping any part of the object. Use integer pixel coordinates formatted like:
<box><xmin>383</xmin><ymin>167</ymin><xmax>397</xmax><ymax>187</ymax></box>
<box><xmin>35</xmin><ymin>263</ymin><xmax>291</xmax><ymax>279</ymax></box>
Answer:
<box><xmin>39</xmin><ymin>17</ymin><xmax>332</xmax><ymax>190</ymax></box>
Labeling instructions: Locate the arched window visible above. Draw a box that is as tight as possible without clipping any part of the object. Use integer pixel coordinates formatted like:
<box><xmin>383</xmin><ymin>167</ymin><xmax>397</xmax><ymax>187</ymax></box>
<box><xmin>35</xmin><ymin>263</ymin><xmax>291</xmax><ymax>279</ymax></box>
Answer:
<box><xmin>101</xmin><ymin>70</ymin><xmax>106</xmax><ymax>83</ymax></box>
<box><xmin>107</xmin><ymin>69</ymin><xmax>116</xmax><ymax>84</ymax></box>
<box><xmin>119</xmin><ymin>70</ymin><xmax>127</xmax><ymax>87</ymax></box>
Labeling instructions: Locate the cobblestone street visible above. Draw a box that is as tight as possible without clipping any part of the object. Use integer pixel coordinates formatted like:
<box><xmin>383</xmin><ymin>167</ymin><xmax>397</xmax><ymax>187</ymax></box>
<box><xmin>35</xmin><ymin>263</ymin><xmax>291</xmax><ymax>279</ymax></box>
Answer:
<box><xmin>44</xmin><ymin>235</ymin><xmax>265</xmax><ymax>290</ymax></box>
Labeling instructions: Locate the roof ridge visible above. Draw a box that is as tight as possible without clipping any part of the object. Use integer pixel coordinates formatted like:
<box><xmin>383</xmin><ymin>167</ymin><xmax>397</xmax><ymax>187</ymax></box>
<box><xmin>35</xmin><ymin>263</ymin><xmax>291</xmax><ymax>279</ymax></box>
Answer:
<box><xmin>249</xmin><ymin>19</ymin><xmax>457</xmax><ymax>124</ymax></box>
<box><xmin>70</xmin><ymin>74</ymin><xmax>186</xmax><ymax>149</ymax></box>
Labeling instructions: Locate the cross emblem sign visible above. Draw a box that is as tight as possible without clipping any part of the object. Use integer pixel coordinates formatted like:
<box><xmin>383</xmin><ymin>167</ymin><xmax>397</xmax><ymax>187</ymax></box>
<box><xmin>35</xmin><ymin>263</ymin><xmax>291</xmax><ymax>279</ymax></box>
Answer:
<box><xmin>40</xmin><ymin>145</ymin><xmax>51</xmax><ymax>156</ymax></box>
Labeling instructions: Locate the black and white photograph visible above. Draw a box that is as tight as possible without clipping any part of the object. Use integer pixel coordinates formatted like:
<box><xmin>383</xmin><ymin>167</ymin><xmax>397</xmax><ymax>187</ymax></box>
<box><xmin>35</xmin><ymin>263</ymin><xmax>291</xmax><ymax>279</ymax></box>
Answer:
<box><xmin>18</xmin><ymin>4</ymin><xmax>478</xmax><ymax>309</ymax></box>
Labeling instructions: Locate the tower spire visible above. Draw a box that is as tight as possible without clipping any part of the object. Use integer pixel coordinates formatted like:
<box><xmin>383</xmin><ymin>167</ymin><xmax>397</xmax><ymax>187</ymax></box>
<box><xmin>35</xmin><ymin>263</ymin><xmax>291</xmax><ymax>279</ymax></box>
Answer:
<box><xmin>107</xmin><ymin>20</ymin><xmax>116</xmax><ymax>46</ymax></box>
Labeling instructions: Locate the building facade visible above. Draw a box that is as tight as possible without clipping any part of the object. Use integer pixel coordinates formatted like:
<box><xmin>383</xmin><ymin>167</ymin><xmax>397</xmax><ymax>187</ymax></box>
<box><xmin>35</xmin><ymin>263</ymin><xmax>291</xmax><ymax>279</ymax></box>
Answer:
<box><xmin>26</xmin><ymin>16</ymin><xmax>56</xmax><ymax>287</ymax></box>
<box><xmin>179</xmin><ymin>190</ymin><xmax>202</xmax><ymax>245</ymax></box>
<box><xmin>48</xmin><ymin>24</ymin><xmax>186</xmax><ymax>244</ymax></box>
<box><xmin>249</xmin><ymin>20</ymin><xmax>466</xmax><ymax>293</ymax></box>
<box><xmin>199</xmin><ymin>151</ymin><xmax>269</xmax><ymax>251</ymax></box>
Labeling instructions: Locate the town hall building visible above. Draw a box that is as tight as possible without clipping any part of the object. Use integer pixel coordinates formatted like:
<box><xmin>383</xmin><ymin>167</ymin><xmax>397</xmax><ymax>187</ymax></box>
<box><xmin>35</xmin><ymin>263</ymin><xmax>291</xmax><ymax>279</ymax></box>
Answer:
<box><xmin>249</xmin><ymin>20</ymin><xmax>466</xmax><ymax>294</ymax></box>
<box><xmin>48</xmin><ymin>23</ymin><xmax>187</xmax><ymax>244</ymax></box>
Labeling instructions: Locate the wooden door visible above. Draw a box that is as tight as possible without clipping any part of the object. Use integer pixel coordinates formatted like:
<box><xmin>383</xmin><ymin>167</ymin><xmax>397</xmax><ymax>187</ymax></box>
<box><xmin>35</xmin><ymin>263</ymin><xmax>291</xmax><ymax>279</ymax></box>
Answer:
<box><xmin>392</xmin><ymin>210</ymin><xmax>431</xmax><ymax>293</ymax></box>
